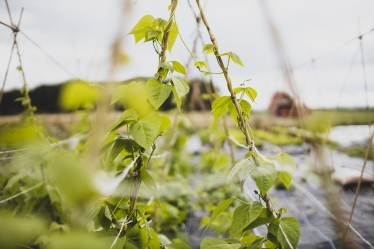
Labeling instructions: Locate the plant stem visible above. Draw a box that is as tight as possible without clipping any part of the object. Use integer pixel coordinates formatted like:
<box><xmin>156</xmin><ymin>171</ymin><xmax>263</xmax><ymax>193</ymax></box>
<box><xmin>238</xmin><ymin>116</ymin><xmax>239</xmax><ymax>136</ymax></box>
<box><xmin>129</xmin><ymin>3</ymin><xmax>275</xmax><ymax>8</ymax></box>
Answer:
<box><xmin>195</xmin><ymin>0</ymin><xmax>252</xmax><ymax>148</ymax></box>
<box><xmin>195</xmin><ymin>0</ymin><xmax>275</xmax><ymax>214</ymax></box>
<box><xmin>156</xmin><ymin>0</ymin><xmax>178</xmax><ymax>82</ymax></box>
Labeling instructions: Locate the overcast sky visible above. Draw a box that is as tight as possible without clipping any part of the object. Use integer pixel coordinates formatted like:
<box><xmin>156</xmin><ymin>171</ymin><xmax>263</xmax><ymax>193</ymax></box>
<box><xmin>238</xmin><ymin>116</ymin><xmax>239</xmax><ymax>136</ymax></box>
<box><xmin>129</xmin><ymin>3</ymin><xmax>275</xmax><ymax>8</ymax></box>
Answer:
<box><xmin>0</xmin><ymin>0</ymin><xmax>374</xmax><ymax>110</ymax></box>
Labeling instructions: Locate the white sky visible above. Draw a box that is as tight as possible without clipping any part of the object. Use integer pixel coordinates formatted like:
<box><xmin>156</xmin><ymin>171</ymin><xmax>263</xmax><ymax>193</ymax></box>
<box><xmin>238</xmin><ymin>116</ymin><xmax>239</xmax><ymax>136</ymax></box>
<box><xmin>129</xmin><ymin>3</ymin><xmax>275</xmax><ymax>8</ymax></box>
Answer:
<box><xmin>0</xmin><ymin>0</ymin><xmax>374</xmax><ymax>110</ymax></box>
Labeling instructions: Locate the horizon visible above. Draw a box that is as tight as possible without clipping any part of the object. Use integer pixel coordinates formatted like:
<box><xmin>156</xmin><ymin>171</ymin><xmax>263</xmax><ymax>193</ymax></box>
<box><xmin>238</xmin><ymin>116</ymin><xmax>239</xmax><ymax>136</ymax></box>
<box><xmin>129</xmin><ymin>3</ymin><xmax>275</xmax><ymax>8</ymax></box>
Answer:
<box><xmin>1</xmin><ymin>0</ymin><xmax>374</xmax><ymax>111</ymax></box>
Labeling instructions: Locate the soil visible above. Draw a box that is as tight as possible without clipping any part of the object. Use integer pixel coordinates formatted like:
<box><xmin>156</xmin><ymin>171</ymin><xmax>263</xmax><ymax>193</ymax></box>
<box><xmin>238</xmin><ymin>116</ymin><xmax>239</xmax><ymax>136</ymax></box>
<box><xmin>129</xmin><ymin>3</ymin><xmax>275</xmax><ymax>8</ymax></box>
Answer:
<box><xmin>186</xmin><ymin>143</ymin><xmax>374</xmax><ymax>249</ymax></box>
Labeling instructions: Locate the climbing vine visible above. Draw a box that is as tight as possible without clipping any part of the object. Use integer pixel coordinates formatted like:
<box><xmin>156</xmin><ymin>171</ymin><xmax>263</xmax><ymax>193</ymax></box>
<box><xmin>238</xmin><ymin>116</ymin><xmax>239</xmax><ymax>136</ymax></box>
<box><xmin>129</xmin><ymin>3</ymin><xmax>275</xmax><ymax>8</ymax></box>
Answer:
<box><xmin>0</xmin><ymin>1</ymin><xmax>300</xmax><ymax>249</ymax></box>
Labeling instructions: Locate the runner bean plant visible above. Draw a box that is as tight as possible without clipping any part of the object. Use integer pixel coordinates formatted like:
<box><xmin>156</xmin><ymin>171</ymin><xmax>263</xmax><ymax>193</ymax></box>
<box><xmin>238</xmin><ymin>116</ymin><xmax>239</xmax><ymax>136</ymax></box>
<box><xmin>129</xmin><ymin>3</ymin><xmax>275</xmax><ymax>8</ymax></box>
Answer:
<box><xmin>0</xmin><ymin>0</ymin><xmax>300</xmax><ymax>248</ymax></box>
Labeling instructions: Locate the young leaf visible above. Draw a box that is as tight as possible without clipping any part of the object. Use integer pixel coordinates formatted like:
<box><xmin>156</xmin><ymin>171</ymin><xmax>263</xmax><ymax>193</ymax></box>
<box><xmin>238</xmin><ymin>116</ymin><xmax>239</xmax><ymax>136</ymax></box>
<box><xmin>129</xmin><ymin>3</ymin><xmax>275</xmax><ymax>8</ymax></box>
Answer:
<box><xmin>148</xmin><ymin>228</ymin><xmax>160</xmax><ymax>249</ymax></box>
<box><xmin>244</xmin><ymin>208</ymin><xmax>274</xmax><ymax>230</ymax></box>
<box><xmin>171</xmin><ymin>61</ymin><xmax>187</xmax><ymax>75</ymax></box>
<box><xmin>241</xmin><ymin>236</ymin><xmax>266</xmax><ymax>248</ymax></box>
<box><xmin>234</xmin><ymin>87</ymin><xmax>257</xmax><ymax>102</ymax></box>
<box><xmin>244</xmin><ymin>87</ymin><xmax>257</xmax><ymax>102</ymax></box>
<box><xmin>212</xmin><ymin>96</ymin><xmax>231</xmax><ymax>111</ymax></box>
<box><xmin>129</xmin><ymin>15</ymin><xmax>155</xmax><ymax>43</ymax></box>
<box><xmin>167</xmin><ymin>22</ymin><xmax>178</xmax><ymax>52</ymax></box>
<box><xmin>277</xmin><ymin>218</ymin><xmax>300</xmax><ymax>249</ymax></box>
<box><xmin>234</xmin><ymin>87</ymin><xmax>243</xmax><ymax>94</ymax></box>
<box><xmin>250</xmin><ymin>166</ymin><xmax>278</xmax><ymax>194</ymax></box>
<box><xmin>229</xmin><ymin>52</ymin><xmax>244</xmax><ymax>67</ymax></box>
<box><xmin>108</xmin><ymin>138</ymin><xmax>140</xmax><ymax>162</ymax></box>
<box><xmin>227</xmin><ymin>159</ymin><xmax>254</xmax><ymax>184</ymax></box>
<box><xmin>204</xmin><ymin>197</ymin><xmax>235</xmax><ymax>234</ymax></box>
<box><xmin>107</xmin><ymin>139</ymin><xmax>124</xmax><ymax>162</ymax></box>
<box><xmin>60</xmin><ymin>80</ymin><xmax>100</xmax><ymax>110</ymax></box>
<box><xmin>130</xmin><ymin>111</ymin><xmax>161</xmax><ymax>149</ymax></box>
<box><xmin>171</xmin><ymin>77</ymin><xmax>190</xmax><ymax>99</ymax></box>
<box><xmin>159</xmin><ymin>62</ymin><xmax>174</xmax><ymax>72</ymax></box>
<box><xmin>212</xmin><ymin>96</ymin><xmax>231</xmax><ymax>121</ymax></box>
<box><xmin>145</xmin><ymin>78</ymin><xmax>172</xmax><ymax>110</ymax></box>
<box><xmin>268</xmin><ymin>218</ymin><xmax>280</xmax><ymax>236</ymax></box>
<box><xmin>240</xmin><ymin>100</ymin><xmax>251</xmax><ymax>115</ymax></box>
<box><xmin>264</xmin><ymin>240</ymin><xmax>278</xmax><ymax>249</ymax></box>
<box><xmin>230</xmin><ymin>202</ymin><xmax>263</xmax><ymax>238</ymax></box>
<box><xmin>145</xmin><ymin>30</ymin><xmax>162</xmax><ymax>42</ymax></box>
<box><xmin>194</xmin><ymin>61</ymin><xmax>208</xmax><ymax>70</ymax></box>
<box><xmin>125</xmin><ymin>226</ymin><xmax>149</xmax><ymax>248</ymax></box>
<box><xmin>273</xmin><ymin>153</ymin><xmax>296</xmax><ymax>189</ymax></box>
<box><xmin>97</xmin><ymin>205</ymin><xmax>111</xmax><ymax>231</ymax></box>
<box><xmin>159</xmin><ymin>116</ymin><xmax>171</xmax><ymax>134</ymax></box>
<box><xmin>151</xmin><ymin>18</ymin><xmax>168</xmax><ymax>30</ymax></box>
<box><xmin>228</xmin><ymin>100</ymin><xmax>251</xmax><ymax>126</ymax></box>
<box><xmin>228</xmin><ymin>102</ymin><xmax>238</xmax><ymax>125</ymax></box>
<box><xmin>108</xmin><ymin>108</ymin><xmax>138</xmax><ymax>131</ymax></box>
<box><xmin>202</xmin><ymin>44</ymin><xmax>215</xmax><ymax>54</ymax></box>
<box><xmin>111</xmin><ymin>81</ymin><xmax>148</xmax><ymax>114</ymax></box>
<box><xmin>171</xmin><ymin>87</ymin><xmax>182</xmax><ymax>110</ymax></box>
<box><xmin>140</xmin><ymin>169</ymin><xmax>160</xmax><ymax>207</ymax></box>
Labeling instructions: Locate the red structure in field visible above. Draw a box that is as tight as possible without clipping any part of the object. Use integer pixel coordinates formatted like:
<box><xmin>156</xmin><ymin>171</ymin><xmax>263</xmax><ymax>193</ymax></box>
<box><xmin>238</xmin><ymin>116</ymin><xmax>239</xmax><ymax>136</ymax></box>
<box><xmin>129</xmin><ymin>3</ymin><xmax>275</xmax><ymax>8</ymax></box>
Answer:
<box><xmin>268</xmin><ymin>92</ymin><xmax>311</xmax><ymax>117</ymax></box>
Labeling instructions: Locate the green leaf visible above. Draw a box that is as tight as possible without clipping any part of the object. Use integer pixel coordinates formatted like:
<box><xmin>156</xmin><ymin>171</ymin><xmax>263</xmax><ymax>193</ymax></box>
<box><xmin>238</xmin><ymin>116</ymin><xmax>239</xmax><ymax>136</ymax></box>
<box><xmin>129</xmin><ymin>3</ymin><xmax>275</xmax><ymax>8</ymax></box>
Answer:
<box><xmin>234</xmin><ymin>87</ymin><xmax>243</xmax><ymax>94</ymax></box>
<box><xmin>250</xmin><ymin>166</ymin><xmax>278</xmax><ymax>194</ymax></box>
<box><xmin>211</xmin><ymin>96</ymin><xmax>231</xmax><ymax>121</ymax></box>
<box><xmin>240</xmin><ymin>100</ymin><xmax>251</xmax><ymax>115</ymax></box>
<box><xmin>268</xmin><ymin>218</ymin><xmax>280</xmax><ymax>236</ymax></box>
<box><xmin>145</xmin><ymin>30</ymin><xmax>162</xmax><ymax>42</ymax></box>
<box><xmin>194</xmin><ymin>61</ymin><xmax>208</xmax><ymax>70</ymax></box>
<box><xmin>228</xmin><ymin>102</ymin><xmax>239</xmax><ymax>125</ymax></box>
<box><xmin>159</xmin><ymin>62</ymin><xmax>174</xmax><ymax>72</ymax></box>
<box><xmin>171</xmin><ymin>77</ymin><xmax>190</xmax><ymax>99</ymax></box>
<box><xmin>241</xmin><ymin>236</ymin><xmax>266</xmax><ymax>248</ymax></box>
<box><xmin>59</xmin><ymin>80</ymin><xmax>100</xmax><ymax>110</ymax></box>
<box><xmin>244</xmin><ymin>208</ymin><xmax>274</xmax><ymax>230</ymax></box>
<box><xmin>97</xmin><ymin>205</ymin><xmax>111</xmax><ymax>231</ymax></box>
<box><xmin>230</xmin><ymin>202</ymin><xmax>263</xmax><ymax>238</ymax></box>
<box><xmin>213</xmin><ymin>103</ymin><xmax>229</xmax><ymax>121</ymax></box>
<box><xmin>244</xmin><ymin>87</ymin><xmax>257</xmax><ymax>102</ymax></box>
<box><xmin>171</xmin><ymin>61</ymin><xmax>187</xmax><ymax>75</ymax></box>
<box><xmin>229</xmin><ymin>52</ymin><xmax>244</xmax><ymax>67</ymax></box>
<box><xmin>140</xmin><ymin>169</ymin><xmax>160</xmax><ymax>207</ymax></box>
<box><xmin>159</xmin><ymin>116</ymin><xmax>171</xmax><ymax>134</ymax></box>
<box><xmin>171</xmin><ymin>87</ymin><xmax>182</xmax><ymax>110</ymax></box>
<box><xmin>227</xmin><ymin>159</ymin><xmax>254</xmax><ymax>184</ymax></box>
<box><xmin>129</xmin><ymin>15</ymin><xmax>155</xmax><ymax>43</ymax></box>
<box><xmin>111</xmin><ymin>81</ymin><xmax>148</xmax><ymax>114</ymax></box>
<box><xmin>201</xmin><ymin>238</ymin><xmax>240</xmax><ymax>249</ymax></box>
<box><xmin>165</xmin><ymin>243</ymin><xmax>191</xmax><ymax>249</ymax></box>
<box><xmin>228</xmin><ymin>100</ymin><xmax>251</xmax><ymax>126</ymax></box>
<box><xmin>109</xmin><ymin>108</ymin><xmax>138</xmax><ymax>131</ymax></box>
<box><xmin>273</xmin><ymin>153</ymin><xmax>296</xmax><ymax>189</ymax></box>
<box><xmin>277</xmin><ymin>217</ymin><xmax>300</xmax><ymax>249</ymax></box>
<box><xmin>267</xmin><ymin>219</ymin><xmax>281</xmax><ymax>248</ymax></box>
<box><xmin>145</xmin><ymin>78</ymin><xmax>172</xmax><ymax>110</ymax></box>
<box><xmin>167</xmin><ymin>22</ymin><xmax>178</xmax><ymax>52</ymax></box>
<box><xmin>125</xmin><ymin>226</ymin><xmax>149</xmax><ymax>248</ymax></box>
<box><xmin>264</xmin><ymin>240</ymin><xmax>278</xmax><ymax>249</ymax></box>
<box><xmin>212</xmin><ymin>96</ymin><xmax>232</xmax><ymax>111</ymax></box>
<box><xmin>202</xmin><ymin>44</ymin><xmax>215</xmax><ymax>54</ymax></box>
<box><xmin>151</xmin><ymin>18</ymin><xmax>168</xmax><ymax>30</ymax></box>
<box><xmin>147</xmin><ymin>227</ymin><xmax>160</xmax><ymax>249</ymax></box>
<box><xmin>130</xmin><ymin>111</ymin><xmax>161</xmax><ymax>149</ymax></box>
<box><xmin>234</xmin><ymin>87</ymin><xmax>257</xmax><ymax>102</ymax></box>
<box><xmin>204</xmin><ymin>197</ymin><xmax>235</xmax><ymax>233</ymax></box>
<box><xmin>108</xmin><ymin>138</ymin><xmax>140</xmax><ymax>162</ymax></box>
